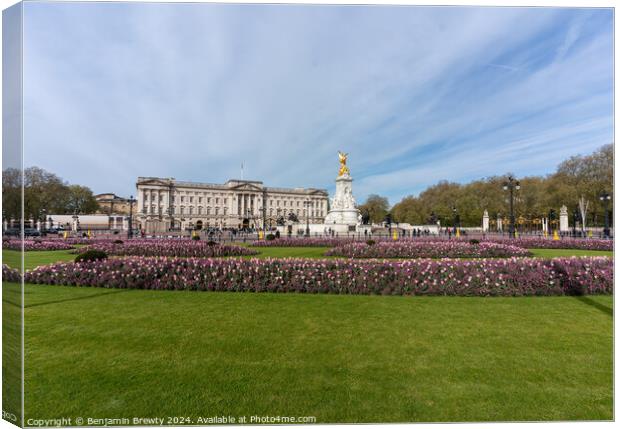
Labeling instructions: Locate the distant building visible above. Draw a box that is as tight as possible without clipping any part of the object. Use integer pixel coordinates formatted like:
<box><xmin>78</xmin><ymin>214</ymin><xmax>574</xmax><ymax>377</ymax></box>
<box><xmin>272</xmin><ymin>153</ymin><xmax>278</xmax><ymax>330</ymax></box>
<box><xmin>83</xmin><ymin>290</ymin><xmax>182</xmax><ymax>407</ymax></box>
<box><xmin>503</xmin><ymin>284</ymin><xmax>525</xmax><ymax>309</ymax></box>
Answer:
<box><xmin>95</xmin><ymin>193</ymin><xmax>131</xmax><ymax>215</ymax></box>
<box><xmin>45</xmin><ymin>214</ymin><xmax>127</xmax><ymax>231</ymax></box>
<box><xmin>136</xmin><ymin>177</ymin><xmax>329</xmax><ymax>233</ymax></box>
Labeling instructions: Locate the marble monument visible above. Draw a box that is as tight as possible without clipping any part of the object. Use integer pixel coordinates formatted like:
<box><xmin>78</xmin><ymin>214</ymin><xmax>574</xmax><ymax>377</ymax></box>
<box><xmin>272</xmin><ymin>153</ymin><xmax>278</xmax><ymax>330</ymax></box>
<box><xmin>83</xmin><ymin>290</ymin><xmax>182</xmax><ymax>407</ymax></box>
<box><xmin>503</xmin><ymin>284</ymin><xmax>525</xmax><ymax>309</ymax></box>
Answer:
<box><xmin>324</xmin><ymin>151</ymin><xmax>362</xmax><ymax>226</ymax></box>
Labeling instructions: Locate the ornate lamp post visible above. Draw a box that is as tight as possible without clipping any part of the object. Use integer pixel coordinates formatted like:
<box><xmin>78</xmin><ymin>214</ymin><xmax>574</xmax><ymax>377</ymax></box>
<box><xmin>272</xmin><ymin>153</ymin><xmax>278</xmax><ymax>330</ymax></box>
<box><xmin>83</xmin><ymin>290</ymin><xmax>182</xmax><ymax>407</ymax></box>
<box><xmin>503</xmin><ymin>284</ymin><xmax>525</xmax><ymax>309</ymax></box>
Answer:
<box><xmin>452</xmin><ymin>206</ymin><xmax>459</xmax><ymax>234</ymax></box>
<box><xmin>168</xmin><ymin>182</ymin><xmax>175</xmax><ymax>231</ymax></box>
<box><xmin>502</xmin><ymin>176</ymin><xmax>520</xmax><ymax>238</ymax></box>
<box><xmin>572</xmin><ymin>207</ymin><xmax>580</xmax><ymax>237</ymax></box>
<box><xmin>40</xmin><ymin>208</ymin><xmax>47</xmax><ymax>234</ymax></box>
<box><xmin>127</xmin><ymin>195</ymin><xmax>136</xmax><ymax>239</ymax></box>
<box><xmin>303</xmin><ymin>200</ymin><xmax>311</xmax><ymax>237</ymax></box>
<box><xmin>599</xmin><ymin>192</ymin><xmax>611</xmax><ymax>238</ymax></box>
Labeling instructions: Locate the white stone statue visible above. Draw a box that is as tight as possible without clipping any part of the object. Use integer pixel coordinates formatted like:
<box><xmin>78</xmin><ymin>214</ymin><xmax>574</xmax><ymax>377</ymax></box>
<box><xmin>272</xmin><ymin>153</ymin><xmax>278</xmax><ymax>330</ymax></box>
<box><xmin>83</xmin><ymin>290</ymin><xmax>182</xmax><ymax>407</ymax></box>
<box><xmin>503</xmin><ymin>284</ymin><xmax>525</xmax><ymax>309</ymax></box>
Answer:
<box><xmin>482</xmin><ymin>210</ymin><xmax>489</xmax><ymax>232</ymax></box>
<box><xmin>559</xmin><ymin>205</ymin><xmax>569</xmax><ymax>232</ymax></box>
<box><xmin>324</xmin><ymin>151</ymin><xmax>361</xmax><ymax>226</ymax></box>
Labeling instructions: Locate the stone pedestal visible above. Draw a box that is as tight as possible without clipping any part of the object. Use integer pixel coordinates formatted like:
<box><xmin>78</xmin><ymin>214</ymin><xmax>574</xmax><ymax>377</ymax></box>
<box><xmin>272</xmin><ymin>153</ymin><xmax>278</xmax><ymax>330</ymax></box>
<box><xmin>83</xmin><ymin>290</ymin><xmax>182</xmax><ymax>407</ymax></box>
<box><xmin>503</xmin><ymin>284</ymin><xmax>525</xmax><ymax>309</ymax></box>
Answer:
<box><xmin>559</xmin><ymin>205</ymin><xmax>569</xmax><ymax>232</ymax></box>
<box><xmin>482</xmin><ymin>210</ymin><xmax>489</xmax><ymax>232</ymax></box>
<box><xmin>324</xmin><ymin>174</ymin><xmax>360</xmax><ymax>226</ymax></box>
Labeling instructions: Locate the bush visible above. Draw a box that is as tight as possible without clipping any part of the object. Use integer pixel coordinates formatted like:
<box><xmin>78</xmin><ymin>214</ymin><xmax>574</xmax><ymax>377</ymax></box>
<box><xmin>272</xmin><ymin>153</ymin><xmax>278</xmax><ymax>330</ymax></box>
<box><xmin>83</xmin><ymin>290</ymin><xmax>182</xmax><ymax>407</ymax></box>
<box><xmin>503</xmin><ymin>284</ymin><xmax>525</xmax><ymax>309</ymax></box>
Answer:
<box><xmin>74</xmin><ymin>250</ymin><xmax>108</xmax><ymax>263</ymax></box>
<box><xmin>366</xmin><ymin>239</ymin><xmax>376</xmax><ymax>246</ymax></box>
<box><xmin>469</xmin><ymin>239</ymin><xmax>480</xmax><ymax>245</ymax></box>
<box><xmin>192</xmin><ymin>235</ymin><xmax>200</xmax><ymax>241</ymax></box>
<box><xmin>114</xmin><ymin>239</ymin><xmax>124</xmax><ymax>244</ymax></box>
<box><xmin>266</xmin><ymin>234</ymin><xmax>276</xmax><ymax>241</ymax></box>
<box><xmin>206</xmin><ymin>240</ymin><xmax>218</xmax><ymax>246</ymax></box>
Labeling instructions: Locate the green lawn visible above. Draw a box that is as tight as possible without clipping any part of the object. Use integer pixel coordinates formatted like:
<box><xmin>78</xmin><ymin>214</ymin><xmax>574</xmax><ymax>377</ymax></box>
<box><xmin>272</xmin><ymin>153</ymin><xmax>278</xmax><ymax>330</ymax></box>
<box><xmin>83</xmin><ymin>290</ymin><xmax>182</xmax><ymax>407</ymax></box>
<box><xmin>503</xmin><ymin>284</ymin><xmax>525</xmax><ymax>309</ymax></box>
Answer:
<box><xmin>249</xmin><ymin>247</ymin><xmax>613</xmax><ymax>259</ymax></box>
<box><xmin>528</xmin><ymin>248</ymin><xmax>613</xmax><ymax>258</ymax></box>
<box><xmin>248</xmin><ymin>246</ymin><xmax>332</xmax><ymax>258</ymax></box>
<box><xmin>2</xmin><ymin>245</ymin><xmax>613</xmax><ymax>423</ymax></box>
<box><xmin>3</xmin><ymin>249</ymin><xmax>77</xmax><ymax>271</ymax></box>
<box><xmin>7</xmin><ymin>282</ymin><xmax>610</xmax><ymax>422</ymax></box>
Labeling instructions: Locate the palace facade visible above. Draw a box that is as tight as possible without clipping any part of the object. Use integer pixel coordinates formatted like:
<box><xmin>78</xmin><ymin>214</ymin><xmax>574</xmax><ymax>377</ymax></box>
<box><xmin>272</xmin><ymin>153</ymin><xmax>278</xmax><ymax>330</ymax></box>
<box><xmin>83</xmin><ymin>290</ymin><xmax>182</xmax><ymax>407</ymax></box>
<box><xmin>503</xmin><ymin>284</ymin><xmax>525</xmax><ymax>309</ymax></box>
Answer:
<box><xmin>136</xmin><ymin>177</ymin><xmax>329</xmax><ymax>233</ymax></box>
<box><xmin>94</xmin><ymin>193</ymin><xmax>132</xmax><ymax>215</ymax></box>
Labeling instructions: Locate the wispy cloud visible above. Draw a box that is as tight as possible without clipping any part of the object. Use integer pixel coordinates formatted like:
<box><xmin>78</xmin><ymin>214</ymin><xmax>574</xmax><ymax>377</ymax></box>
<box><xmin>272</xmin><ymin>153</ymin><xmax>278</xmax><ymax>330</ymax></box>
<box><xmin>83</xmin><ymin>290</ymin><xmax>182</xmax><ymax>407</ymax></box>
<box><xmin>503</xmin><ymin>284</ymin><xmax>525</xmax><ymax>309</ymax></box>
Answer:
<box><xmin>20</xmin><ymin>4</ymin><xmax>613</xmax><ymax>205</ymax></box>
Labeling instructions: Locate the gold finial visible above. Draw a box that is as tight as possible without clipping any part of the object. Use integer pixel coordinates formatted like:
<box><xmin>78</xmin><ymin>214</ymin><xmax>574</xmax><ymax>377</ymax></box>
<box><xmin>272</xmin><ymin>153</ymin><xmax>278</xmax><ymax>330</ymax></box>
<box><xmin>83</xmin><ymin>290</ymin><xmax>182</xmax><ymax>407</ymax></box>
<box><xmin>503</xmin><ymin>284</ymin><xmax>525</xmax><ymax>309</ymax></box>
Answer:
<box><xmin>338</xmin><ymin>151</ymin><xmax>350</xmax><ymax>176</ymax></box>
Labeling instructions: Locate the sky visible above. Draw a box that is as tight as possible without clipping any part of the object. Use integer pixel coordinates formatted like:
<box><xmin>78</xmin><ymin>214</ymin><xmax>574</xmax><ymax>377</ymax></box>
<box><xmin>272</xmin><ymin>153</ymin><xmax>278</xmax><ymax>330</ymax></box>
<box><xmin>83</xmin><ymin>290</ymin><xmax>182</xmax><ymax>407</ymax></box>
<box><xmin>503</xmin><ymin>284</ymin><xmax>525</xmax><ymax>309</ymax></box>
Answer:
<box><xmin>14</xmin><ymin>2</ymin><xmax>615</xmax><ymax>205</ymax></box>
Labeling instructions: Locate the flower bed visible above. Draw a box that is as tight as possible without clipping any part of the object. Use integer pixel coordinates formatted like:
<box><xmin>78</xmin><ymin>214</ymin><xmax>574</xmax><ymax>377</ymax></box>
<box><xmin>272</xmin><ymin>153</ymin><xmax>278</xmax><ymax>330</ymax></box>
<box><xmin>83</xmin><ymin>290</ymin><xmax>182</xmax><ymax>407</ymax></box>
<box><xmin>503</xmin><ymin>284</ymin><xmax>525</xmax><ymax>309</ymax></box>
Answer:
<box><xmin>488</xmin><ymin>238</ymin><xmax>613</xmax><ymax>251</ymax></box>
<box><xmin>251</xmin><ymin>238</ymin><xmax>356</xmax><ymax>247</ymax></box>
<box><xmin>2</xmin><ymin>240</ymin><xmax>75</xmax><ymax>251</ymax></box>
<box><xmin>75</xmin><ymin>239</ymin><xmax>258</xmax><ymax>258</ymax></box>
<box><xmin>325</xmin><ymin>241</ymin><xmax>531</xmax><ymax>258</ymax></box>
<box><xmin>14</xmin><ymin>256</ymin><xmax>612</xmax><ymax>296</ymax></box>
<box><xmin>3</xmin><ymin>264</ymin><xmax>21</xmax><ymax>282</ymax></box>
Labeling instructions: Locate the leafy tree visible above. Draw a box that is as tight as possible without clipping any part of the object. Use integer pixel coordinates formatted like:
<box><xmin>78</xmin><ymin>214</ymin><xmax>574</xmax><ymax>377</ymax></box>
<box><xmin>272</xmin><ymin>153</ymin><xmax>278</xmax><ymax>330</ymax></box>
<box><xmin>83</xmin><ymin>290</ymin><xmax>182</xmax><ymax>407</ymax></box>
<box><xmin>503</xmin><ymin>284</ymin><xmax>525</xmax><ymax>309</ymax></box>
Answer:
<box><xmin>388</xmin><ymin>144</ymin><xmax>613</xmax><ymax>228</ymax></box>
<box><xmin>66</xmin><ymin>185</ymin><xmax>99</xmax><ymax>214</ymax></box>
<box><xmin>2</xmin><ymin>166</ymin><xmax>100</xmax><ymax>223</ymax></box>
<box><xmin>357</xmin><ymin>194</ymin><xmax>389</xmax><ymax>224</ymax></box>
<box><xmin>2</xmin><ymin>168</ymin><xmax>21</xmax><ymax>221</ymax></box>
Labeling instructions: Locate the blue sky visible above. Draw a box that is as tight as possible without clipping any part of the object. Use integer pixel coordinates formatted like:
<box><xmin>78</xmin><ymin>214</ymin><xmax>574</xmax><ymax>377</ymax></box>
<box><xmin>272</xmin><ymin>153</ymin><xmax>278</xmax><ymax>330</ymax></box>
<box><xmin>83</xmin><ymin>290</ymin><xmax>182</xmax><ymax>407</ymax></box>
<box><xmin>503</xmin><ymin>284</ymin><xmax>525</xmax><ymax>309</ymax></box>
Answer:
<box><xmin>19</xmin><ymin>3</ymin><xmax>613</xmax><ymax>205</ymax></box>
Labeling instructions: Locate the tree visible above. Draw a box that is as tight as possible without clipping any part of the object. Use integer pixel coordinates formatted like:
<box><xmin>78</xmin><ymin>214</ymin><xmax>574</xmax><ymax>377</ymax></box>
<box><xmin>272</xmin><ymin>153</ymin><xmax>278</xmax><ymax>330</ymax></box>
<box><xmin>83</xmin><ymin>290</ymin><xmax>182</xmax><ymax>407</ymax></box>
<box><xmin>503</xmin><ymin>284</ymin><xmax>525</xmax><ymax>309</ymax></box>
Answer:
<box><xmin>388</xmin><ymin>144</ymin><xmax>613</xmax><ymax>228</ymax></box>
<box><xmin>2</xmin><ymin>168</ymin><xmax>21</xmax><ymax>222</ymax></box>
<box><xmin>357</xmin><ymin>194</ymin><xmax>389</xmax><ymax>224</ymax></box>
<box><xmin>2</xmin><ymin>167</ymin><xmax>101</xmax><ymax>224</ymax></box>
<box><xmin>66</xmin><ymin>185</ymin><xmax>99</xmax><ymax>214</ymax></box>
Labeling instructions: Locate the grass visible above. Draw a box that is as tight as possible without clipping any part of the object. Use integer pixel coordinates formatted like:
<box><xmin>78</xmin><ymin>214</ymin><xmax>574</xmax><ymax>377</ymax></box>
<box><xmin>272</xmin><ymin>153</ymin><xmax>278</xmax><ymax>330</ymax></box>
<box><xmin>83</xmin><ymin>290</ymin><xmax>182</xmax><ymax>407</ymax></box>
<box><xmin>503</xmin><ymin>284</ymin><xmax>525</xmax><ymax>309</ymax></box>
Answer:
<box><xmin>2</xmin><ymin>249</ymin><xmax>77</xmax><ymax>271</ymax></box>
<box><xmin>10</xmin><ymin>282</ymin><xmax>611</xmax><ymax>422</ymax></box>
<box><xmin>2</xmin><ymin>245</ymin><xmax>613</xmax><ymax>423</ymax></box>
<box><xmin>527</xmin><ymin>248</ymin><xmax>613</xmax><ymax>258</ymax></box>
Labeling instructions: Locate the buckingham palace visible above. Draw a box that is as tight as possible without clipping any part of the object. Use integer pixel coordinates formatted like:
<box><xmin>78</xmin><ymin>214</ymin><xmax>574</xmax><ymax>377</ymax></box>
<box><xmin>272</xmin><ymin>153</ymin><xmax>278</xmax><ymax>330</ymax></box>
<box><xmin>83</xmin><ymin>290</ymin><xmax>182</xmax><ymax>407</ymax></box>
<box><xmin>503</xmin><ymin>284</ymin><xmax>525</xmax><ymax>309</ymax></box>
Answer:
<box><xmin>136</xmin><ymin>177</ymin><xmax>329</xmax><ymax>233</ymax></box>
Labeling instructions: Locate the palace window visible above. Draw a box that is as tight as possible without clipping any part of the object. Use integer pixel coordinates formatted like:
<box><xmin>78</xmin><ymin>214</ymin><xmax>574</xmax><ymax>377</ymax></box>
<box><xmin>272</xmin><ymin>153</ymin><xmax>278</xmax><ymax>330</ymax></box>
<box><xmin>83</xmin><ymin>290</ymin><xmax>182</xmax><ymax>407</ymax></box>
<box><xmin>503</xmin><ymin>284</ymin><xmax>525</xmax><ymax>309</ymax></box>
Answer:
<box><xmin>198</xmin><ymin>207</ymin><xmax>202</xmax><ymax>215</ymax></box>
<box><xmin>189</xmin><ymin>207</ymin><xmax>193</xmax><ymax>215</ymax></box>
<box><xmin>180</xmin><ymin>196</ymin><xmax>185</xmax><ymax>203</ymax></box>
<box><xmin>207</xmin><ymin>207</ymin><xmax>211</xmax><ymax>215</ymax></box>
<box><xmin>215</xmin><ymin>207</ymin><xmax>219</xmax><ymax>215</ymax></box>
<box><xmin>190</xmin><ymin>197</ymin><xmax>194</xmax><ymax>203</ymax></box>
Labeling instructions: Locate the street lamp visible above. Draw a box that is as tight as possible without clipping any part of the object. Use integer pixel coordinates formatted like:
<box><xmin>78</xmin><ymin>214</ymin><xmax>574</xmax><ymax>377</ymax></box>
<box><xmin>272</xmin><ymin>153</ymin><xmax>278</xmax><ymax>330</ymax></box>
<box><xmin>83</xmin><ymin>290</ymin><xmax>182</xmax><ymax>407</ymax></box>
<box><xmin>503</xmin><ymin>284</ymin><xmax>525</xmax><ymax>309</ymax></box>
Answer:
<box><xmin>168</xmin><ymin>182</ymin><xmax>175</xmax><ymax>231</ymax></box>
<box><xmin>303</xmin><ymin>200</ymin><xmax>311</xmax><ymax>237</ymax></box>
<box><xmin>572</xmin><ymin>207</ymin><xmax>580</xmax><ymax>237</ymax></box>
<box><xmin>599</xmin><ymin>192</ymin><xmax>611</xmax><ymax>238</ymax></box>
<box><xmin>40</xmin><ymin>208</ymin><xmax>47</xmax><ymax>235</ymax></box>
<box><xmin>127</xmin><ymin>195</ymin><xmax>136</xmax><ymax>239</ymax></box>
<box><xmin>452</xmin><ymin>206</ymin><xmax>459</xmax><ymax>235</ymax></box>
<box><xmin>502</xmin><ymin>176</ymin><xmax>520</xmax><ymax>238</ymax></box>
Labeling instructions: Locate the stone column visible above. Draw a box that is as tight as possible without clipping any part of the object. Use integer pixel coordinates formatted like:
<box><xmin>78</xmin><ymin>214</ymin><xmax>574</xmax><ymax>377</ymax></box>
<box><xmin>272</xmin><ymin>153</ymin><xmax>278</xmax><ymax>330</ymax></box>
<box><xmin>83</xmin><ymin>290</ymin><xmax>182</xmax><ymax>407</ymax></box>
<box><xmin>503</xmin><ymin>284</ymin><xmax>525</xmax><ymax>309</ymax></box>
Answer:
<box><xmin>482</xmin><ymin>210</ymin><xmax>489</xmax><ymax>232</ymax></box>
<box><xmin>496</xmin><ymin>215</ymin><xmax>503</xmax><ymax>232</ymax></box>
<box><xmin>559</xmin><ymin>205</ymin><xmax>569</xmax><ymax>232</ymax></box>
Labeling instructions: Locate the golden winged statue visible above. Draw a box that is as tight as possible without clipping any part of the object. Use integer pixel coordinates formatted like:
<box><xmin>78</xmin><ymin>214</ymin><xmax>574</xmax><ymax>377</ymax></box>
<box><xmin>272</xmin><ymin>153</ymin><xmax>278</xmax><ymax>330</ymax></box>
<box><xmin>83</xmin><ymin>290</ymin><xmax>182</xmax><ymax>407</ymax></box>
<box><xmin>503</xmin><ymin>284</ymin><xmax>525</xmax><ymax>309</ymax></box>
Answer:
<box><xmin>338</xmin><ymin>151</ymin><xmax>350</xmax><ymax>176</ymax></box>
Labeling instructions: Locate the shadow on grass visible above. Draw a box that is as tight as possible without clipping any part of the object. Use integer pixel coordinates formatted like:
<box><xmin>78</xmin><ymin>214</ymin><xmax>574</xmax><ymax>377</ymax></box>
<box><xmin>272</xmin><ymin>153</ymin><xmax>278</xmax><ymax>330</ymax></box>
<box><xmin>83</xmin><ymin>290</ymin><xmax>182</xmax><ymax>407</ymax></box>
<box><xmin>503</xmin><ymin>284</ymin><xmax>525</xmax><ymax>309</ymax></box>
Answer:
<box><xmin>24</xmin><ymin>289</ymin><xmax>131</xmax><ymax>308</ymax></box>
<box><xmin>575</xmin><ymin>296</ymin><xmax>613</xmax><ymax>317</ymax></box>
